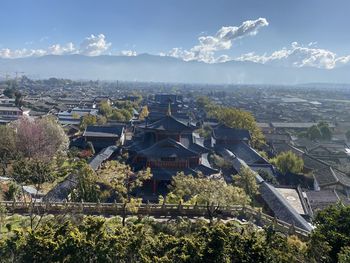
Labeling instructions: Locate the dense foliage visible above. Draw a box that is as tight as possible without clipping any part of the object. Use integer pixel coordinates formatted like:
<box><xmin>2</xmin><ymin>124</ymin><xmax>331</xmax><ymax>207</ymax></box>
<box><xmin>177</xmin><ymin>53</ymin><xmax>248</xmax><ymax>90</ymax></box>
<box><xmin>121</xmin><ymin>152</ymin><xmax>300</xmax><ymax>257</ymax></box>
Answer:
<box><xmin>0</xmin><ymin>216</ymin><xmax>311</xmax><ymax>263</ymax></box>
<box><xmin>0</xmin><ymin>203</ymin><xmax>349</xmax><ymax>262</ymax></box>
<box><xmin>98</xmin><ymin>100</ymin><xmax>136</xmax><ymax>122</ymax></box>
<box><xmin>299</xmin><ymin>122</ymin><xmax>333</xmax><ymax>141</ymax></box>
<box><xmin>270</xmin><ymin>151</ymin><xmax>304</xmax><ymax>175</ymax></box>
<box><xmin>233</xmin><ymin>166</ymin><xmax>259</xmax><ymax>198</ymax></box>
<box><xmin>166</xmin><ymin>172</ymin><xmax>250</xmax><ymax>206</ymax></box>
<box><xmin>196</xmin><ymin>96</ymin><xmax>265</xmax><ymax>147</ymax></box>
<box><xmin>310</xmin><ymin>204</ymin><xmax>350</xmax><ymax>262</ymax></box>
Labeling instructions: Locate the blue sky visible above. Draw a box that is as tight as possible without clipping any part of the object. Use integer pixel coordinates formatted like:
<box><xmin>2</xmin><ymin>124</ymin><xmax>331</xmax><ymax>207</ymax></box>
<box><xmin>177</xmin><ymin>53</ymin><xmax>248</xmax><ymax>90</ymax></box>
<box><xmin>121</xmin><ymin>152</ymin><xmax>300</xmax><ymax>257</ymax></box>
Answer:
<box><xmin>1</xmin><ymin>0</ymin><xmax>350</xmax><ymax>68</ymax></box>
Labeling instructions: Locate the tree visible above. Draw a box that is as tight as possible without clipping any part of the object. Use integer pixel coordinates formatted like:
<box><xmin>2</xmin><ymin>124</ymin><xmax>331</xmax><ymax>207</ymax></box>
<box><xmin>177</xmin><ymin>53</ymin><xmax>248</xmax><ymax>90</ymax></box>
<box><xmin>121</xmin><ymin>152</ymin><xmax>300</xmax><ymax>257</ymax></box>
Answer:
<box><xmin>13</xmin><ymin>116</ymin><xmax>68</xmax><ymax>160</ymax></box>
<box><xmin>71</xmin><ymin>162</ymin><xmax>101</xmax><ymax>203</ymax></box>
<box><xmin>233</xmin><ymin>166</ymin><xmax>258</xmax><ymax>198</ymax></box>
<box><xmin>3</xmin><ymin>182</ymin><xmax>20</xmax><ymax>201</ymax></box>
<box><xmin>97</xmin><ymin>161</ymin><xmax>152</xmax><ymax>226</ymax></box>
<box><xmin>338</xmin><ymin>247</ymin><xmax>350</xmax><ymax>263</ymax></box>
<box><xmin>3</xmin><ymin>87</ymin><xmax>15</xmax><ymax>98</ymax></box>
<box><xmin>195</xmin><ymin>124</ymin><xmax>212</xmax><ymax>139</ymax></box>
<box><xmin>139</xmin><ymin>106</ymin><xmax>149</xmax><ymax>120</ymax></box>
<box><xmin>0</xmin><ymin>126</ymin><xmax>17</xmax><ymax>175</ymax></box>
<box><xmin>0</xmin><ymin>204</ymin><xmax>6</xmax><ymax>239</ymax></box>
<box><xmin>99</xmin><ymin>101</ymin><xmax>113</xmax><ymax>116</ymax></box>
<box><xmin>207</xmin><ymin>106</ymin><xmax>265</xmax><ymax>147</ymax></box>
<box><xmin>120</xmin><ymin>109</ymin><xmax>132</xmax><ymax>121</ymax></box>
<box><xmin>196</xmin><ymin>96</ymin><xmax>215</xmax><ymax>112</ymax></box>
<box><xmin>80</xmin><ymin>114</ymin><xmax>97</xmax><ymax>130</ymax></box>
<box><xmin>11</xmin><ymin>158</ymin><xmax>55</xmax><ymax>192</ymax></box>
<box><xmin>0</xmin><ymin>215</ymin><xmax>311</xmax><ymax>262</ymax></box>
<box><xmin>14</xmin><ymin>91</ymin><xmax>23</xmax><ymax>107</ymax></box>
<box><xmin>258</xmin><ymin>169</ymin><xmax>278</xmax><ymax>185</ymax></box>
<box><xmin>167</xmin><ymin>172</ymin><xmax>250</xmax><ymax>206</ymax></box>
<box><xmin>307</xmin><ymin>125</ymin><xmax>322</xmax><ymax>141</ymax></box>
<box><xmin>309</xmin><ymin>204</ymin><xmax>350</xmax><ymax>263</ymax></box>
<box><xmin>271</xmin><ymin>151</ymin><xmax>304</xmax><ymax>175</ymax></box>
<box><xmin>306</xmin><ymin>122</ymin><xmax>332</xmax><ymax>141</ymax></box>
<box><xmin>11</xmin><ymin>158</ymin><xmax>55</xmax><ymax>230</ymax></box>
<box><xmin>318</xmin><ymin>122</ymin><xmax>332</xmax><ymax>141</ymax></box>
<box><xmin>97</xmin><ymin>115</ymin><xmax>107</xmax><ymax>125</ymax></box>
<box><xmin>110</xmin><ymin>110</ymin><xmax>125</xmax><ymax>121</ymax></box>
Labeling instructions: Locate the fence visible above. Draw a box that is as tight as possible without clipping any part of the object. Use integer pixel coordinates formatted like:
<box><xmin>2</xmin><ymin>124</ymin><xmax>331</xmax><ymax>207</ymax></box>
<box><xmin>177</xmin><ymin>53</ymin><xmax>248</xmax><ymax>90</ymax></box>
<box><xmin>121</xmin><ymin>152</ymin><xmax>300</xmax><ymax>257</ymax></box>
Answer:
<box><xmin>0</xmin><ymin>201</ymin><xmax>310</xmax><ymax>238</ymax></box>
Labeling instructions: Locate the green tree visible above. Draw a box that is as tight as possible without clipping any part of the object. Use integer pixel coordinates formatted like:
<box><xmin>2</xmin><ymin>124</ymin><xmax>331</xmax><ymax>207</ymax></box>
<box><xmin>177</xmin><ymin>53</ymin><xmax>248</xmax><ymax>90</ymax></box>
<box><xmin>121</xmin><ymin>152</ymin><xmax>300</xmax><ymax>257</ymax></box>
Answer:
<box><xmin>120</xmin><ymin>109</ymin><xmax>132</xmax><ymax>121</ymax></box>
<box><xmin>0</xmin><ymin>126</ymin><xmax>17</xmax><ymax>176</ymax></box>
<box><xmin>3</xmin><ymin>87</ymin><xmax>15</xmax><ymax>98</ymax></box>
<box><xmin>71</xmin><ymin>162</ymin><xmax>101</xmax><ymax>203</ymax></box>
<box><xmin>195</xmin><ymin>124</ymin><xmax>212</xmax><ymax>139</ymax></box>
<box><xmin>258</xmin><ymin>169</ymin><xmax>278</xmax><ymax>185</ymax></box>
<box><xmin>11</xmin><ymin>158</ymin><xmax>55</xmax><ymax>192</ymax></box>
<box><xmin>139</xmin><ymin>106</ymin><xmax>149</xmax><ymax>120</ymax></box>
<box><xmin>233</xmin><ymin>166</ymin><xmax>258</xmax><ymax>198</ymax></box>
<box><xmin>318</xmin><ymin>122</ymin><xmax>332</xmax><ymax>141</ymax></box>
<box><xmin>99</xmin><ymin>101</ymin><xmax>112</xmax><ymax>116</ymax></box>
<box><xmin>338</xmin><ymin>246</ymin><xmax>350</xmax><ymax>263</ymax></box>
<box><xmin>307</xmin><ymin>125</ymin><xmax>322</xmax><ymax>141</ymax></box>
<box><xmin>3</xmin><ymin>182</ymin><xmax>20</xmax><ymax>201</ymax></box>
<box><xmin>80</xmin><ymin>114</ymin><xmax>97</xmax><ymax>130</ymax></box>
<box><xmin>0</xmin><ymin>204</ymin><xmax>6</xmax><ymax>239</ymax></box>
<box><xmin>271</xmin><ymin>151</ymin><xmax>304</xmax><ymax>175</ymax></box>
<box><xmin>97</xmin><ymin>161</ymin><xmax>152</xmax><ymax>226</ymax></box>
<box><xmin>309</xmin><ymin>204</ymin><xmax>350</xmax><ymax>263</ymax></box>
<box><xmin>110</xmin><ymin>110</ymin><xmax>125</xmax><ymax>121</ymax></box>
<box><xmin>167</xmin><ymin>172</ymin><xmax>250</xmax><ymax>206</ymax></box>
<box><xmin>203</xmin><ymin>103</ymin><xmax>265</xmax><ymax>147</ymax></box>
<box><xmin>14</xmin><ymin>91</ymin><xmax>23</xmax><ymax>107</ymax></box>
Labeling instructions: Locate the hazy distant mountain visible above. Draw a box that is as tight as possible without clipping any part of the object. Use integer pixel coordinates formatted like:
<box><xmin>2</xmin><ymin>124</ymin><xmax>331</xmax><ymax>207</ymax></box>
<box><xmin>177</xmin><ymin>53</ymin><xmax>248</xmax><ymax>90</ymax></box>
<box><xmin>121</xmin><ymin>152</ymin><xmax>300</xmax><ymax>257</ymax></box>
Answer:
<box><xmin>0</xmin><ymin>54</ymin><xmax>349</xmax><ymax>84</ymax></box>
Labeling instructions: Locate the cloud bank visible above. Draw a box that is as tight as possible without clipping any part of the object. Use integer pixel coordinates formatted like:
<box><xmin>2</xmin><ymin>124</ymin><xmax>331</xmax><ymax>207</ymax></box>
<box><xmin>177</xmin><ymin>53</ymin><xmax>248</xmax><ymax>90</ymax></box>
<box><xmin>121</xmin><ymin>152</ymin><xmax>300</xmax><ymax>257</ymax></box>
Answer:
<box><xmin>0</xmin><ymin>34</ymin><xmax>111</xmax><ymax>58</ymax></box>
<box><xmin>164</xmin><ymin>18</ymin><xmax>269</xmax><ymax>63</ymax></box>
<box><xmin>236</xmin><ymin>42</ymin><xmax>350</xmax><ymax>69</ymax></box>
<box><xmin>1</xmin><ymin>19</ymin><xmax>350</xmax><ymax>70</ymax></box>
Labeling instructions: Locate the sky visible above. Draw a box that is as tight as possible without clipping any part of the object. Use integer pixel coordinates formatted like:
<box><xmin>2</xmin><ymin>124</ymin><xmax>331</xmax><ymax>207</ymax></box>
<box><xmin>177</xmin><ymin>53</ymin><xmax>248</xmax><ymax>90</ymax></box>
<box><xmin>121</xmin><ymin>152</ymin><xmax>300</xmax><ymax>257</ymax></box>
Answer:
<box><xmin>1</xmin><ymin>0</ymin><xmax>350</xmax><ymax>68</ymax></box>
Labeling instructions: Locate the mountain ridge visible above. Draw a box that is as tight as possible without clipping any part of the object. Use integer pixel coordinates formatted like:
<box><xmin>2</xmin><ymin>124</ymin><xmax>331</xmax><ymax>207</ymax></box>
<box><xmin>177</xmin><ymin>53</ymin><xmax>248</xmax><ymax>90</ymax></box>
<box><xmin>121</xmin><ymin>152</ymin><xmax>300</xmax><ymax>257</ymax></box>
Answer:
<box><xmin>0</xmin><ymin>54</ymin><xmax>349</xmax><ymax>84</ymax></box>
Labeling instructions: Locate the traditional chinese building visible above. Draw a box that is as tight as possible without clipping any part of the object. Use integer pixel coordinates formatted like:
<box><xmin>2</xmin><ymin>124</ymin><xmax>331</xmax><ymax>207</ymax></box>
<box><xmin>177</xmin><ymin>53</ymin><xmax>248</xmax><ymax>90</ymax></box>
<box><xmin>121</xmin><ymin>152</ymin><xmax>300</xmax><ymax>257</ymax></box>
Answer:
<box><xmin>128</xmin><ymin>114</ymin><xmax>219</xmax><ymax>195</ymax></box>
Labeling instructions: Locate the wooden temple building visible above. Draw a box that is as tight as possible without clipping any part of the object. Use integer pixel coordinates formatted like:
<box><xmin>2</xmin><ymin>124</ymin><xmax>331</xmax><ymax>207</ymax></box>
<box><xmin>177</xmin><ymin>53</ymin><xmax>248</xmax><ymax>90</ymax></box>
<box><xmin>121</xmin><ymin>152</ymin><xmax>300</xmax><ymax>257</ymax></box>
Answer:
<box><xmin>128</xmin><ymin>113</ymin><xmax>219</xmax><ymax>195</ymax></box>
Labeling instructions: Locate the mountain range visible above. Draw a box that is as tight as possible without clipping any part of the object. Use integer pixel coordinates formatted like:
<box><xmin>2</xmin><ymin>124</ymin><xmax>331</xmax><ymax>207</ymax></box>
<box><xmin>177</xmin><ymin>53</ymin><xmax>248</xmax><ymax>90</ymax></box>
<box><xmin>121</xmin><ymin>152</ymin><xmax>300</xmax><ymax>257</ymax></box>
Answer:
<box><xmin>0</xmin><ymin>54</ymin><xmax>349</xmax><ymax>84</ymax></box>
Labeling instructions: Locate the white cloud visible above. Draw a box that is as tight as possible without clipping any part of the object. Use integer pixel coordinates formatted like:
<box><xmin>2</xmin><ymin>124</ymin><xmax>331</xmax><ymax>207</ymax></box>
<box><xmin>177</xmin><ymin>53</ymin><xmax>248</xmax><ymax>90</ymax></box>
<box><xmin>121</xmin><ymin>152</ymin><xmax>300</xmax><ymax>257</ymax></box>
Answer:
<box><xmin>236</xmin><ymin>42</ymin><xmax>350</xmax><ymax>69</ymax></box>
<box><xmin>0</xmin><ymin>34</ymin><xmax>112</xmax><ymax>58</ymax></box>
<box><xmin>48</xmin><ymin>43</ymin><xmax>76</xmax><ymax>55</ymax></box>
<box><xmin>165</xmin><ymin>18</ymin><xmax>268</xmax><ymax>63</ymax></box>
<box><xmin>79</xmin><ymin>34</ymin><xmax>111</xmax><ymax>56</ymax></box>
<box><xmin>0</xmin><ymin>48</ymin><xmax>46</xmax><ymax>58</ymax></box>
<box><xmin>120</xmin><ymin>50</ymin><xmax>137</xmax><ymax>56</ymax></box>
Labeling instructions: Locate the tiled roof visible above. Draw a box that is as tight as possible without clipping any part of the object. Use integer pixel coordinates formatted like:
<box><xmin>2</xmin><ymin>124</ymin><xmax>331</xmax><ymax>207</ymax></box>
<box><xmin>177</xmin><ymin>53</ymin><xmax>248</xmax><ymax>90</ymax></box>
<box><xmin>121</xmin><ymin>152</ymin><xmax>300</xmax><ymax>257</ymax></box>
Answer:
<box><xmin>180</xmin><ymin>134</ymin><xmax>209</xmax><ymax>154</ymax></box>
<box><xmin>142</xmin><ymin>115</ymin><xmax>194</xmax><ymax>132</ymax></box>
<box><xmin>138</xmin><ymin>138</ymin><xmax>199</xmax><ymax>159</ymax></box>
<box><xmin>303</xmin><ymin>154</ymin><xmax>350</xmax><ymax>187</ymax></box>
<box><xmin>150</xmin><ymin>167</ymin><xmax>195</xmax><ymax>181</ymax></box>
<box><xmin>259</xmin><ymin>181</ymin><xmax>312</xmax><ymax>232</ymax></box>
<box><xmin>305</xmin><ymin>190</ymin><xmax>341</xmax><ymax>212</ymax></box>
<box><xmin>89</xmin><ymin>145</ymin><xmax>118</xmax><ymax>171</ymax></box>
<box><xmin>272</xmin><ymin>142</ymin><xmax>304</xmax><ymax>157</ymax></box>
<box><xmin>227</xmin><ymin>141</ymin><xmax>268</xmax><ymax>165</ymax></box>
<box><xmin>212</xmin><ymin>124</ymin><xmax>251</xmax><ymax>141</ymax></box>
<box><xmin>83</xmin><ymin>125</ymin><xmax>124</xmax><ymax>138</ymax></box>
